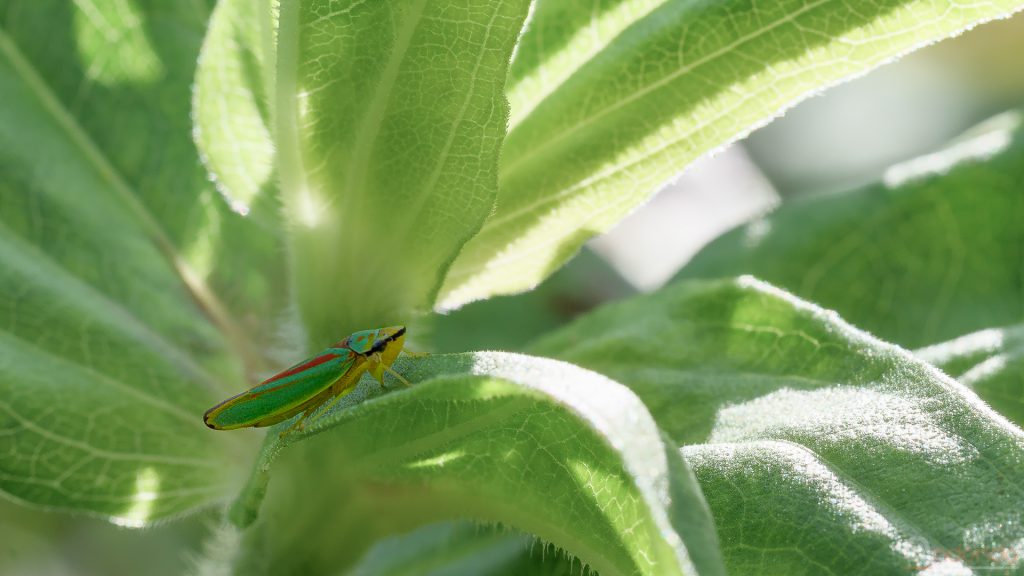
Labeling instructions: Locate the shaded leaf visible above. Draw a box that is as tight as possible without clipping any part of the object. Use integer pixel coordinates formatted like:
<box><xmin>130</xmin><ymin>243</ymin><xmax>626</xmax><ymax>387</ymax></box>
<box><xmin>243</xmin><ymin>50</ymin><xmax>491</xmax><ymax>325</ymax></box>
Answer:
<box><xmin>427</xmin><ymin>249</ymin><xmax>634</xmax><ymax>354</ymax></box>
<box><xmin>348</xmin><ymin>522</ymin><xmax>574</xmax><ymax>576</ymax></box>
<box><xmin>533</xmin><ymin>277</ymin><xmax>1024</xmax><ymax>574</ymax></box>
<box><xmin>231</xmin><ymin>353</ymin><xmax>724</xmax><ymax>576</ymax></box>
<box><xmin>438</xmin><ymin>0</ymin><xmax>1024</xmax><ymax>308</ymax></box>
<box><xmin>676</xmin><ymin>112</ymin><xmax>1024</xmax><ymax>348</ymax></box>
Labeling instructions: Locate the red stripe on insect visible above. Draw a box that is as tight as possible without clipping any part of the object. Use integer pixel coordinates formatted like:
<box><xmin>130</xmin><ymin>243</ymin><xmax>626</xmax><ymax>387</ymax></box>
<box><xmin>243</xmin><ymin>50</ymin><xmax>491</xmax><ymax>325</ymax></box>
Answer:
<box><xmin>263</xmin><ymin>353</ymin><xmax>341</xmax><ymax>384</ymax></box>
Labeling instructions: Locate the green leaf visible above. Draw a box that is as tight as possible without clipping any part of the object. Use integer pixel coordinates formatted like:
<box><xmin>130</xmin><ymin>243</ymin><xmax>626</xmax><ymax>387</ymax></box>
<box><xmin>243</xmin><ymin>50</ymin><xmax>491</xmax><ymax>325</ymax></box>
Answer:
<box><xmin>676</xmin><ymin>112</ymin><xmax>1024</xmax><ymax>348</ymax></box>
<box><xmin>349</xmin><ymin>523</ymin><xmax>568</xmax><ymax>576</ymax></box>
<box><xmin>2</xmin><ymin>1</ymin><xmax>287</xmax><ymax>343</ymax></box>
<box><xmin>427</xmin><ymin>248</ymin><xmax>634</xmax><ymax>354</ymax></box>
<box><xmin>193</xmin><ymin>0</ymin><xmax>276</xmax><ymax>216</ymax></box>
<box><xmin>0</xmin><ymin>1</ymin><xmax>256</xmax><ymax>523</ymax></box>
<box><xmin>192</xmin><ymin>0</ymin><xmax>290</xmax><ymax>345</ymax></box>
<box><xmin>437</xmin><ymin>0</ymin><xmax>1024</xmax><ymax>308</ymax></box>
<box><xmin>273</xmin><ymin>0</ymin><xmax>531</xmax><ymax>344</ymax></box>
<box><xmin>918</xmin><ymin>325</ymin><xmax>1024</xmax><ymax>427</ymax></box>
<box><xmin>532</xmin><ymin>277</ymin><xmax>1024</xmax><ymax>574</ymax></box>
<box><xmin>231</xmin><ymin>353</ymin><xmax>725</xmax><ymax>576</ymax></box>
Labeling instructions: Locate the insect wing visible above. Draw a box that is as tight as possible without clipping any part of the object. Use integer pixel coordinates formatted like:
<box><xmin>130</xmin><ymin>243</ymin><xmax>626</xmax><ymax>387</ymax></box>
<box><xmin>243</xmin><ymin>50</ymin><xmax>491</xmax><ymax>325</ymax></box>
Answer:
<box><xmin>204</xmin><ymin>349</ymin><xmax>357</xmax><ymax>429</ymax></box>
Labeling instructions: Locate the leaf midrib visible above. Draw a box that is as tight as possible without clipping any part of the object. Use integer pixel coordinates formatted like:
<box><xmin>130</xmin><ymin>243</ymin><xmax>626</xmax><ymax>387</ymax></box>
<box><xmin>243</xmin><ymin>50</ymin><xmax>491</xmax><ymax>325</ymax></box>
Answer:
<box><xmin>334</xmin><ymin>0</ymin><xmax>427</xmax><ymax>292</ymax></box>
<box><xmin>0</xmin><ymin>219</ymin><xmax>221</xmax><ymax>392</ymax></box>
<box><xmin>403</xmin><ymin>1</ymin><xmax>505</xmax><ymax>303</ymax></box>
<box><xmin>341</xmin><ymin>0</ymin><xmax>428</xmax><ymax>207</ymax></box>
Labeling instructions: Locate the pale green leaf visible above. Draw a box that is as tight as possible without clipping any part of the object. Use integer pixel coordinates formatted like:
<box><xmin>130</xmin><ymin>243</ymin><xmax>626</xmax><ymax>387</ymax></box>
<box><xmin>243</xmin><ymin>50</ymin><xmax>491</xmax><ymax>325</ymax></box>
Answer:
<box><xmin>0</xmin><ymin>1</ymin><xmax>257</xmax><ymax>523</ymax></box>
<box><xmin>193</xmin><ymin>0</ymin><xmax>276</xmax><ymax>216</ymax></box>
<box><xmin>275</xmin><ymin>0</ymin><xmax>531</xmax><ymax>343</ymax></box>
<box><xmin>918</xmin><ymin>325</ymin><xmax>1024</xmax><ymax>427</ymax></box>
<box><xmin>438</xmin><ymin>0</ymin><xmax>1024</xmax><ymax>308</ymax></box>
<box><xmin>231</xmin><ymin>353</ymin><xmax>725</xmax><ymax>576</ymax></box>
<box><xmin>676</xmin><ymin>112</ymin><xmax>1024</xmax><ymax>348</ymax></box>
<box><xmin>533</xmin><ymin>277</ymin><xmax>1024</xmax><ymax>574</ymax></box>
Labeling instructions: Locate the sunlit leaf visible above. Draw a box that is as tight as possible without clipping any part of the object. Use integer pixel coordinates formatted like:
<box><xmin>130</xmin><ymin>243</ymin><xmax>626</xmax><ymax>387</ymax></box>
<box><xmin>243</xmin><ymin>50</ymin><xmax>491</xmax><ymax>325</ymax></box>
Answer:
<box><xmin>918</xmin><ymin>325</ymin><xmax>1024</xmax><ymax>427</ymax></box>
<box><xmin>193</xmin><ymin>0</ymin><xmax>276</xmax><ymax>216</ymax></box>
<box><xmin>230</xmin><ymin>353</ymin><xmax>724</xmax><ymax>576</ymax></box>
<box><xmin>438</xmin><ymin>0</ymin><xmax>1024</xmax><ymax>308</ymax></box>
<box><xmin>0</xmin><ymin>1</ymin><xmax>254</xmax><ymax>523</ymax></box>
<box><xmin>533</xmin><ymin>277</ymin><xmax>1024</xmax><ymax>574</ymax></box>
<box><xmin>273</xmin><ymin>0</ymin><xmax>531</xmax><ymax>343</ymax></box>
<box><xmin>676</xmin><ymin>112</ymin><xmax>1024</xmax><ymax>348</ymax></box>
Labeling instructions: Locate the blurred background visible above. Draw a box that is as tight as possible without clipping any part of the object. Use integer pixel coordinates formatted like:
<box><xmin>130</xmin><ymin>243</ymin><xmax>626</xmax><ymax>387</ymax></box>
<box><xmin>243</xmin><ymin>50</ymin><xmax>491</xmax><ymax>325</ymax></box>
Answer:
<box><xmin>3</xmin><ymin>11</ymin><xmax>1024</xmax><ymax>576</ymax></box>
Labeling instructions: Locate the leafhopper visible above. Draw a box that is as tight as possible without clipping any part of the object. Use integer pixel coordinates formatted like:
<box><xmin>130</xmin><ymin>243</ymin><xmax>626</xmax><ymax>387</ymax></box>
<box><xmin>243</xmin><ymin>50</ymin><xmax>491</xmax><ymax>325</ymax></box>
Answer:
<box><xmin>204</xmin><ymin>326</ymin><xmax>412</xmax><ymax>436</ymax></box>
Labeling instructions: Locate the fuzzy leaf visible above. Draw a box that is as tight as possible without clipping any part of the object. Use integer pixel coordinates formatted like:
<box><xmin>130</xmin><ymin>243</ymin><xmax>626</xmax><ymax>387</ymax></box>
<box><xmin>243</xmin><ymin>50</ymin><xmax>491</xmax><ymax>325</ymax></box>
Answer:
<box><xmin>676</xmin><ymin>112</ymin><xmax>1024</xmax><ymax>348</ymax></box>
<box><xmin>918</xmin><ymin>325</ymin><xmax>1024</xmax><ymax>427</ymax></box>
<box><xmin>533</xmin><ymin>277</ymin><xmax>1024</xmax><ymax>574</ymax></box>
<box><xmin>231</xmin><ymin>353</ymin><xmax>725</xmax><ymax>576</ymax></box>
<box><xmin>0</xmin><ymin>1</ymin><xmax>257</xmax><ymax>523</ymax></box>
<box><xmin>438</xmin><ymin>0</ymin><xmax>1024</xmax><ymax>308</ymax></box>
<box><xmin>274</xmin><ymin>0</ymin><xmax>531</xmax><ymax>343</ymax></box>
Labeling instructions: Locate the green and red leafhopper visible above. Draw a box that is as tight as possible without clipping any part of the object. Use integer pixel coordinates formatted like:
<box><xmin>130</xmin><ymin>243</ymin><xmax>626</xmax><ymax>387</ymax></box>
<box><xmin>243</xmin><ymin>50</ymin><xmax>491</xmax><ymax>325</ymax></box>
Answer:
<box><xmin>204</xmin><ymin>326</ymin><xmax>413</xmax><ymax>436</ymax></box>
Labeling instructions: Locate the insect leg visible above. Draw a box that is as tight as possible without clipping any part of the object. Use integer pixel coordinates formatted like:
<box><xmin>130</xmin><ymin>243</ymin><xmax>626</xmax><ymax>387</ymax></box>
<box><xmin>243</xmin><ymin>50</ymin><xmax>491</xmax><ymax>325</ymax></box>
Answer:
<box><xmin>279</xmin><ymin>407</ymin><xmax>315</xmax><ymax>439</ymax></box>
<box><xmin>306</xmin><ymin>395</ymin><xmax>341</xmax><ymax>426</ymax></box>
<box><xmin>306</xmin><ymin>381</ymin><xmax>361</xmax><ymax>427</ymax></box>
<box><xmin>368</xmin><ymin>353</ymin><xmax>412</xmax><ymax>388</ymax></box>
<box><xmin>381</xmin><ymin>362</ymin><xmax>412</xmax><ymax>387</ymax></box>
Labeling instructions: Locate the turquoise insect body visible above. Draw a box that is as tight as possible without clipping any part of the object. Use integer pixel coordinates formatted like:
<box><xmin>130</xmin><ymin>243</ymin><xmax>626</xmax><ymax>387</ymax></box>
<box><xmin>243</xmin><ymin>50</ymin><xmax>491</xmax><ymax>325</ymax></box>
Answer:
<box><xmin>204</xmin><ymin>326</ymin><xmax>409</xmax><ymax>433</ymax></box>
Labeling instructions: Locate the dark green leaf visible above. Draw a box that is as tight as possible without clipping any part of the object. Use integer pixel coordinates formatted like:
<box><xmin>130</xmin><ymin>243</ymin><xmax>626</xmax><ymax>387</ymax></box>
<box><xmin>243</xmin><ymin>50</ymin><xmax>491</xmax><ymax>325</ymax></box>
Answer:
<box><xmin>427</xmin><ymin>249</ymin><xmax>634</xmax><ymax>354</ymax></box>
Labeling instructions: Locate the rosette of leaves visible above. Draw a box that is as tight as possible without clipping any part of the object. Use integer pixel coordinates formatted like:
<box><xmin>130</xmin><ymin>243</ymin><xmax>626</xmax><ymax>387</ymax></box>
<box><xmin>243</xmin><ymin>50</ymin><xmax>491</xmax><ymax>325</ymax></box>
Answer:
<box><xmin>1</xmin><ymin>1</ymin><xmax>1023</xmax><ymax>575</ymax></box>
